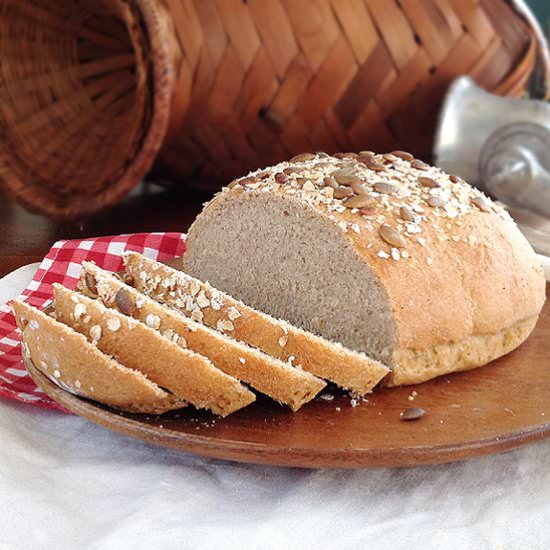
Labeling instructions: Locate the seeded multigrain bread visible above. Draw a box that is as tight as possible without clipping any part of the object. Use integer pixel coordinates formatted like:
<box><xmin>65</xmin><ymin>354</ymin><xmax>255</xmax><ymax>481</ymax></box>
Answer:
<box><xmin>52</xmin><ymin>284</ymin><xmax>255</xmax><ymax>416</ymax></box>
<box><xmin>12</xmin><ymin>300</ymin><xmax>184</xmax><ymax>414</ymax></box>
<box><xmin>79</xmin><ymin>262</ymin><xmax>326</xmax><ymax>411</ymax></box>
<box><xmin>124</xmin><ymin>252</ymin><xmax>390</xmax><ymax>394</ymax></box>
<box><xmin>182</xmin><ymin>151</ymin><xmax>546</xmax><ymax>386</ymax></box>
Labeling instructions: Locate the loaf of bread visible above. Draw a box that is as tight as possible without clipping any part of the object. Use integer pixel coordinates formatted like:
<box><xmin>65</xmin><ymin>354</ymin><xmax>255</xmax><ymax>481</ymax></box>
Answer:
<box><xmin>12</xmin><ymin>300</ymin><xmax>185</xmax><ymax>414</ymax></box>
<box><xmin>79</xmin><ymin>262</ymin><xmax>326</xmax><ymax>411</ymax></box>
<box><xmin>182</xmin><ymin>151</ymin><xmax>547</xmax><ymax>385</ymax></box>
<box><xmin>124</xmin><ymin>252</ymin><xmax>390</xmax><ymax>394</ymax></box>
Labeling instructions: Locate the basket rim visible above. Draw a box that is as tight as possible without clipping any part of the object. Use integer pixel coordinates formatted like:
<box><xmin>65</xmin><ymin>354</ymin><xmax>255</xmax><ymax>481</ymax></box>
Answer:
<box><xmin>0</xmin><ymin>0</ymin><xmax>175</xmax><ymax>220</ymax></box>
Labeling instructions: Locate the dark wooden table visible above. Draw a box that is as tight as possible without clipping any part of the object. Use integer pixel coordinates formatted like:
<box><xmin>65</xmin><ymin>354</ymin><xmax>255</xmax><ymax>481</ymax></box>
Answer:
<box><xmin>0</xmin><ymin>185</ymin><xmax>211</xmax><ymax>278</ymax></box>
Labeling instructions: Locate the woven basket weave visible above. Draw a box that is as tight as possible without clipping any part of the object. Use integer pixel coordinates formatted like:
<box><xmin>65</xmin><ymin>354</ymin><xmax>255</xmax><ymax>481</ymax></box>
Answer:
<box><xmin>0</xmin><ymin>0</ymin><xmax>548</xmax><ymax>219</ymax></box>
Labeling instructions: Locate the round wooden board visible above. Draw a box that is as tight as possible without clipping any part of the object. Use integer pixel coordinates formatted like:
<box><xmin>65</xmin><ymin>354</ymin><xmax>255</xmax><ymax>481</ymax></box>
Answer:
<box><xmin>25</xmin><ymin>285</ymin><xmax>549</xmax><ymax>469</ymax></box>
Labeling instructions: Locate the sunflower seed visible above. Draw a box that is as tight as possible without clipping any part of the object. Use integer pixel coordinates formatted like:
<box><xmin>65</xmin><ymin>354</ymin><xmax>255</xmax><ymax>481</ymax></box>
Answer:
<box><xmin>115</xmin><ymin>288</ymin><xmax>135</xmax><ymax>315</ymax></box>
<box><xmin>283</xmin><ymin>167</ymin><xmax>303</xmax><ymax>175</ymax></box>
<box><xmin>84</xmin><ymin>273</ymin><xmax>97</xmax><ymax>296</ymax></box>
<box><xmin>334</xmin><ymin>172</ymin><xmax>361</xmax><ymax>186</ymax></box>
<box><xmin>400</xmin><ymin>205</ymin><xmax>416</xmax><ymax>222</ymax></box>
<box><xmin>334</xmin><ymin>152</ymin><xmax>357</xmax><ymax>159</ymax></box>
<box><xmin>274</xmin><ymin>172</ymin><xmax>289</xmax><ymax>184</ymax></box>
<box><xmin>418</xmin><ymin>176</ymin><xmax>440</xmax><ymax>188</ymax></box>
<box><xmin>334</xmin><ymin>186</ymin><xmax>354</xmax><ymax>199</ymax></box>
<box><xmin>472</xmin><ymin>196</ymin><xmax>490</xmax><ymax>212</ymax></box>
<box><xmin>239</xmin><ymin>176</ymin><xmax>256</xmax><ymax>186</ymax></box>
<box><xmin>360</xmin><ymin>206</ymin><xmax>377</xmax><ymax>217</ymax></box>
<box><xmin>323</xmin><ymin>176</ymin><xmax>338</xmax><ymax>189</ymax></box>
<box><xmin>290</xmin><ymin>153</ymin><xmax>316</xmax><ymax>162</ymax></box>
<box><xmin>357</xmin><ymin>153</ymin><xmax>375</xmax><ymax>164</ymax></box>
<box><xmin>379</xmin><ymin>224</ymin><xmax>406</xmax><ymax>248</ymax></box>
<box><xmin>344</xmin><ymin>195</ymin><xmax>374</xmax><ymax>208</ymax></box>
<box><xmin>374</xmin><ymin>182</ymin><xmax>398</xmax><ymax>194</ymax></box>
<box><xmin>390</xmin><ymin>150</ymin><xmax>414</xmax><ymax>161</ymax></box>
<box><xmin>367</xmin><ymin>161</ymin><xmax>386</xmax><ymax>172</ymax></box>
<box><xmin>351</xmin><ymin>180</ymin><xmax>368</xmax><ymax>195</ymax></box>
<box><xmin>411</xmin><ymin>159</ymin><xmax>429</xmax><ymax>171</ymax></box>
<box><xmin>400</xmin><ymin>407</ymin><xmax>426</xmax><ymax>421</ymax></box>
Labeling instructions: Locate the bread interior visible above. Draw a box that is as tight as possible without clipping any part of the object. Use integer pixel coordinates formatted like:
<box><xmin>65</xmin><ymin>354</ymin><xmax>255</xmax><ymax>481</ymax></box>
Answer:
<box><xmin>184</xmin><ymin>191</ymin><xmax>396</xmax><ymax>365</ymax></box>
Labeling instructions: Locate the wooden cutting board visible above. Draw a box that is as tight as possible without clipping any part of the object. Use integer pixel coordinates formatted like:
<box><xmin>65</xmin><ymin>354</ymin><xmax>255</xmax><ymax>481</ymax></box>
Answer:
<box><xmin>24</xmin><ymin>283</ymin><xmax>549</xmax><ymax>469</ymax></box>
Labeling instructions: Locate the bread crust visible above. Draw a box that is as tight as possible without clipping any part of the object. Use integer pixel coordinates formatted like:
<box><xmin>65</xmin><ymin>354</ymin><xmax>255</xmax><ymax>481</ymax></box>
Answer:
<box><xmin>387</xmin><ymin>315</ymin><xmax>539</xmax><ymax>386</ymax></box>
<box><xmin>125</xmin><ymin>252</ymin><xmax>390</xmax><ymax>394</ymax></box>
<box><xmin>80</xmin><ymin>262</ymin><xmax>326</xmax><ymax>411</ymax></box>
<box><xmin>12</xmin><ymin>300</ymin><xmax>184</xmax><ymax>414</ymax></box>
<box><xmin>53</xmin><ymin>284</ymin><xmax>255</xmax><ymax>416</ymax></box>
<box><xmin>184</xmin><ymin>152</ymin><xmax>546</xmax><ymax>384</ymax></box>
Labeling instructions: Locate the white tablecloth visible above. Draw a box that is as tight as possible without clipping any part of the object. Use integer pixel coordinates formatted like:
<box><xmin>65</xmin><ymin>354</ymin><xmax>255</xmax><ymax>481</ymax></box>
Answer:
<box><xmin>1</xmin><ymin>264</ymin><xmax>550</xmax><ymax>550</ymax></box>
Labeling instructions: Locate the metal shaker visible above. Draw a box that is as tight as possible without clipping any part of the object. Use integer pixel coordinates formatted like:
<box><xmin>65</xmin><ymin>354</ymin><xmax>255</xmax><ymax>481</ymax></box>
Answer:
<box><xmin>434</xmin><ymin>76</ymin><xmax>550</xmax><ymax>254</ymax></box>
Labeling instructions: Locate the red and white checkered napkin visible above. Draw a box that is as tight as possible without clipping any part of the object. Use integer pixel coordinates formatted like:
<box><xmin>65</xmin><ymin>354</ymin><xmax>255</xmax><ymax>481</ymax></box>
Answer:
<box><xmin>0</xmin><ymin>233</ymin><xmax>186</xmax><ymax>412</ymax></box>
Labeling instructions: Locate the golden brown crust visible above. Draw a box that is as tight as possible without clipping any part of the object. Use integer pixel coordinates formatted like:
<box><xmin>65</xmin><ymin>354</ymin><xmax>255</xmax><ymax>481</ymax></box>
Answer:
<box><xmin>386</xmin><ymin>315</ymin><xmax>539</xmax><ymax>386</ymax></box>
<box><xmin>12</xmin><ymin>300</ymin><xmax>184</xmax><ymax>414</ymax></box>
<box><xmin>188</xmin><ymin>152</ymin><xmax>546</xmax><ymax>384</ymax></box>
<box><xmin>52</xmin><ymin>284</ymin><xmax>255</xmax><ymax>416</ymax></box>
<box><xmin>80</xmin><ymin>262</ymin><xmax>326</xmax><ymax>411</ymax></box>
<box><xmin>124</xmin><ymin>252</ymin><xmax>390</xmax><ymax>394</ymax></box>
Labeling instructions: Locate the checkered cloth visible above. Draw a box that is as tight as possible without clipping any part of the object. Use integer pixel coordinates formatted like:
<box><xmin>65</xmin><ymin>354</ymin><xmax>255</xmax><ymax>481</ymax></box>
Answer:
<box><xmin>0</xmin><ymin>233</ymin><xmax>186</xmax><ymax>411</ymax></box>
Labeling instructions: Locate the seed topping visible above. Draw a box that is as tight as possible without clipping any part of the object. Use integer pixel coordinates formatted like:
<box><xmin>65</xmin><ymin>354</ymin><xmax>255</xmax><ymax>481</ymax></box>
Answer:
<box><xmin>400</xmin><ymin>407</ymin><xmax>426</xmax><ymax>421</ymax></box>
<box><xmin>379</xmin><ymin>224</ymin><xmax>406</xmax><ymax>248</ymax></box>
<box><xmin>115</xmin><ymin>288</ymin><xmax>135</xmax><ymax>315</ymax></box>
<box><xmin>290</xmin><ymin>153</ymin><xmax>316</xmax><ymax>163</ymax></box>
<box><xmin>472</xmin><ymin>196</ymin><xmax>490</xmax><ymax>212</ymax></box>
<box><xmin>374</xmin><ymin>182</ymin><xmax>398</xmax><ymax>195</ymax></box>
<box><xmin>418</xmin><ymin>176</ymin><xmax>440</xmax><ymax>188</ymax></box>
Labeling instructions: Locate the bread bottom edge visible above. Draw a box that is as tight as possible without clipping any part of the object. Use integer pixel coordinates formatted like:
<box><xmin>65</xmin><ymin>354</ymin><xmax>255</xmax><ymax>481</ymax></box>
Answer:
<box><xmin>384</xmin><ymin>315</ymin><xmax>539</xmax><ymax>386</ymax></box>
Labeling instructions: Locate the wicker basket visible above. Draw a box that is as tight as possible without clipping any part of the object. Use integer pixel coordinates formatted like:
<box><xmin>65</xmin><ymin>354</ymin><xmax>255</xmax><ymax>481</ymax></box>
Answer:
<box><xmin>0</xmin><ymin>0</ymin><xmax>548</xmax><ymax>219</ymax></box>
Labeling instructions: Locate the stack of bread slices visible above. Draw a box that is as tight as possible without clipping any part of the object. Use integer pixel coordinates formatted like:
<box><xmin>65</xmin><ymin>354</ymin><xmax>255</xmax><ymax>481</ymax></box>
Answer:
<box><xmin>13</xmin><ymin>252</ymin><xmax>390</xmax><ymax>416</ymax></box>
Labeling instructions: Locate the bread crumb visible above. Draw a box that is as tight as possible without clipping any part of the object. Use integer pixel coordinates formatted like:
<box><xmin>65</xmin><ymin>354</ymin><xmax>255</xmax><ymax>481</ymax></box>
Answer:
<box><xmin>145</xmin><ymin>313</ymin><xmax>161</xmax><ymax>329</ymax></box>
<box><xmin>74</xmin><ymin>303</ymin><xmax>86</xmax><ymax>320</ymax></box>
<box><xmin>377</xmin><ymin>251</ymin><xmax>390</xmax><ymax>259</ymax></box>
<box><xmin>216</xmin><ymin>319</ymin><xmax>234</xmax><ymax>332</ymax></box>
<box><xmin>320</xmin><ymin>394</ymin><xmax>334</xmax><ymax>401</ymax></box>
<box><xmin>227</xmin><ymin>306</ymin><xmax>241</xmax><ymax>321</ymax></box>
<box><xmin>107</xmin><ymin>317</ymin><xmax>121</xmax><ymax>332</ymax></box>
<box><xmin>53</xmin><ymin>370</ymin><xmax>61</xmax><ymax>378</ymax></box>
<box><xmin>196</xmin><ymin>291</ymin><xmax>210</xmax><ymax>308</ymax></box>
<box><xmin>189</xmin><ymin>281</ymin><xmax>200</xmax><ymax>296</ymax></box>
<box><xmin>278</xmin><ymin>335</ymin><xmax>288</xmax><ymax>347</ymax></box>
<box><xmin>90</xmin><ymin>325</ymin><xmax>102</xmax><ymax>343</ymax></box>
<box><xmin>191</xmin><ymin>309</ymin><xmax>204</xmax><ymax>323</ymax></box>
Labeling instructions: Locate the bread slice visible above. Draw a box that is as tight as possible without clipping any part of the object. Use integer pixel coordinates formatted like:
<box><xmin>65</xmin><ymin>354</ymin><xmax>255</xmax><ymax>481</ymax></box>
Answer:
<box><xmin>52</xmin><ymin>284</ymin><xmax>255</xmax><ymax>416</ymax></box>
<box><xmin>124</xmin><ymin>252</ymin><xmax>390</xmax><ymax>394</ymax></box>
<box><xmin>79</xmin><ymin>262</ymin><xmax>326</xmax><ymax>411</ymax></box>
<box><xmin>12</xmin><ymin>300</ymin><xmax>184</xmax><ymax>414</ymax></box>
